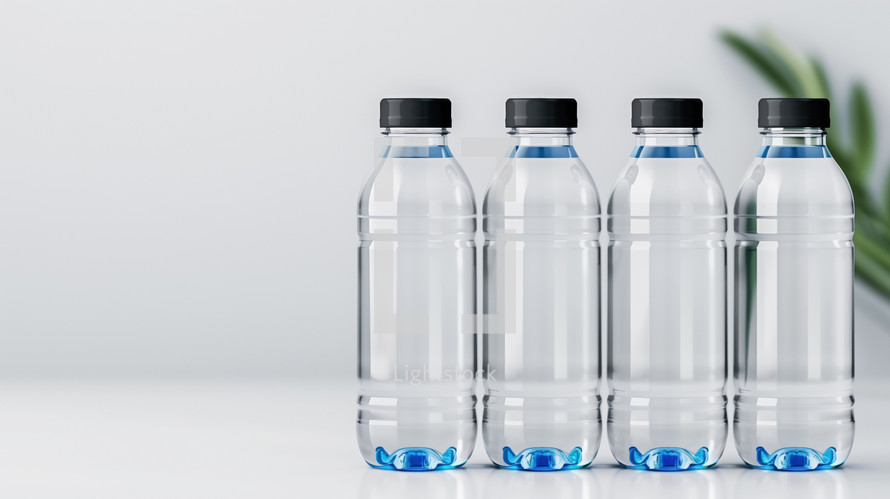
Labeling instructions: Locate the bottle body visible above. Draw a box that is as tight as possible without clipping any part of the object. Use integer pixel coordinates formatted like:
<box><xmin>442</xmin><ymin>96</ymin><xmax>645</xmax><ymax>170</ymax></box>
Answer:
<box><xmin>607</xmin><ymin>130</ymin><xmax>728</xmax><ymax>470</ymax></box>
<box><xmin>482</xmin><ymin>129</ymin><xmax>602</xmax><ymax>470</ymax></box>
<box><xmin>357</xmin><ymin>129</ymin><xmax>477</xmax><ymax>470</ymax></box>
<box><xmin>733</xmin><ymin>130</ymin><xmax>854</xmax><ymax>470</ymax></box>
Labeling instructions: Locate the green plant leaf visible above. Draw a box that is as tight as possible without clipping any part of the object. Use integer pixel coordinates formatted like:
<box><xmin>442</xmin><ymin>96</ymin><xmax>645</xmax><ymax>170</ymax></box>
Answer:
<box><xmin>884</xmin><ymin>166</ymin><xmax>890</xmax><ymax>228</ymax></box>
<box><xmin>855</xmin><ymin>249</ymin><xmax>890</xmax><ymax>299</ymax></box>
<box><xmin>722</xmin><ymin>29</ymin><xmax>890</xmax><ymax>302</ymax></box>
<box><xmin>831</xmin><ymin>144</ymin><xmax>862</xmax><ymax>187</ymax></box>
<box><xmin>809</xmin><ymin>57</ymin><xmax>832</xmax><ymax>98</ymax></box>
<box><xmin>849</xmin><ymin>82</ymin><xmax>876</xmax><ymax>176</ymax></box>
<box><xmin>855</xmin><ymin>232</ymin><xmax>890</xmax><ymax>275</ymax></box>
<box><xmin>856</xmin><ymin>210</ymin><xmax>890</xmax><ymax>247</ymax></box>
<box><xmin>760</xmin><ymin>30</ymin><xmax>822</xmax><ymax>97</ymax></box>
<box><xmin>720</xmin><ymin>31</ymin><xmax>797</xmax><ymax>96</ymax></box>
<box><xmin>809</xmin><ymin>58</ymin><xmax>859</xmax><ymax>186</ymax></box>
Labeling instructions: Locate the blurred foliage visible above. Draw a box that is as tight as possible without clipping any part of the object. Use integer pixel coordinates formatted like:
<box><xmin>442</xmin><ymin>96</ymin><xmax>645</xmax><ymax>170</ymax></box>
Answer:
<box><xmin>722</xmin><ymin>29</ymin><xmax>890</xmax><ymax>301</ymax></box>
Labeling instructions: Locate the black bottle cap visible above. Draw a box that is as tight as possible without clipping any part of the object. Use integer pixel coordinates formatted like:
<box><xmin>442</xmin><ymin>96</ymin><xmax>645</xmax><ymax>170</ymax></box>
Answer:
<box><xmin>379</xmin><ymin>98</ymin><xmax>451</xmax><ymax>128</ymax></box>
<box><xmin>759</xmin><ymin>98</ymin><xmax>830</xmax><ymax>128</ymax></box>
<box><xmin>506</xmin><ymin>98</ymin><xmax>578</xmax><ymax>128</ymax></box>
<box><xmin>631</xmin><ymin>98</ymin><xmax>703</xmax><ymax>128</ymax></box>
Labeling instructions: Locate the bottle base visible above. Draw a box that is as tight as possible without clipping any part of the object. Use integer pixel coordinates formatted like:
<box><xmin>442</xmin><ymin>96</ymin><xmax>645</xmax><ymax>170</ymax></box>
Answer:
<box><xmin>624</xmin><ymin>446</ymin><xmax>711</xmax><ymax>471</ymax></box>
<box><xmin>750</xmin><ymin>446</ymin><xmax>842</xmax><ymax>471</ymax></box>
<box><xmin>495</xmin><ymin>446</ymin><xmax>590</xmax><ymax>471</ymax></box>
<box><xmin>366</xmin><ymin>446</ymin><xmax>462</xmax><ymax>471</ymax></box>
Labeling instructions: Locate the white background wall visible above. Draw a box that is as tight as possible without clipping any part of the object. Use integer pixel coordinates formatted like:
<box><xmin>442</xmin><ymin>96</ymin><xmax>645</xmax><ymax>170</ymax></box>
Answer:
<box><xmin>0</xmin><ymin>0</ymin><xmax>887</xmax><ymax>379</ymax></box>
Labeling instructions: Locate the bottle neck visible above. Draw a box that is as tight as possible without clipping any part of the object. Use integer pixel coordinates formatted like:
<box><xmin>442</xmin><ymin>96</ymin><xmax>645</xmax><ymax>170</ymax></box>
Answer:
<box><xmin>761</xmin><ymin>127</ymin><xmax>826</xmax><ymax>146</ymax></box>
<box><xmin>509</xmin><ymin>127</ymin><xmax>574</xmax><ymax>146</ymax></box>
<box><xmin>634</xmin><ymin>128</ymin><xmax>700</xmax><ymax>146</ymax></box>
<box><xmin>382</xmin><ymin>127</ymin><xmax>449</xmax><ymax>146</ymax></box>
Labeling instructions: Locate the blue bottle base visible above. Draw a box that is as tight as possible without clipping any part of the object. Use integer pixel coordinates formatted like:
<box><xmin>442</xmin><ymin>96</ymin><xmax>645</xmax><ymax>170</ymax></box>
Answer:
<box><xmin>498</xmin><ymin>446</ymin><xmax>588</xmax><ymax>471</ymax></box>
<box><xmin>753</xmin><ymin>446</ymin><xmax>841</xmax><ymax>471</ymax></box>
<box><xmin>368</xmin><ymin>446</ymin><xmax>460</xmax><ymax>471</ymax></box>
<box><xmin>626</xmin><ymin>446</ymin><xmax>711</xmax><ymax>471</ymax></box>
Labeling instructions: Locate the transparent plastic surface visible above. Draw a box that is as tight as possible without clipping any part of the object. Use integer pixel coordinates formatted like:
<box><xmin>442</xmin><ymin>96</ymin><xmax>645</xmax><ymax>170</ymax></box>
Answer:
<box><xmin>734</xmin><ymin>129</ymin><xmax>855</xmax><ymax>470</ymax></box>
<box><xmin>607</xmin><ymin>128</ymin><xmax>728</xmax><ymax>470</ymax></box>
<box><xmin>482</xmin><ymin>128</ymin><xmax>602</xmax><ymax>471</ymax></box>
<box><xmin>357</xmin><ymin>128</ymin><xmax>477</xmax><ymax>470</ymax></box>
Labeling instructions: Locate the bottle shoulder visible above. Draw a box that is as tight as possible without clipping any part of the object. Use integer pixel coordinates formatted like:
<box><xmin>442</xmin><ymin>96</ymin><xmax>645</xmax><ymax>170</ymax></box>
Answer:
<box><xmin>358</xmin><ymin>156</ymin><xmax>476</xmax><ymax>218</ymax></box>
<box><xmin>734</xmin><ymin>157</ymin><xmax>854</xmax><ymax>217</ymax></box>
<box><xmin>607</xmin><ymin>157</ymin><xmax>728</xmax><ymax>217</ymax></box>
<box><xmin>482</xmin><ymin>157</ymin><xmax>601</xmax><ymax>217</ymax></box>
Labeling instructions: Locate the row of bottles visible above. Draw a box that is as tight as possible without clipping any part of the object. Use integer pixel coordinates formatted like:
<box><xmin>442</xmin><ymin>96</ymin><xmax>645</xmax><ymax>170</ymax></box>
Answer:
<box><xmin>356</xmin><ymin>97</ymin><xmax>855</xmax><ymax>472</ymax></box>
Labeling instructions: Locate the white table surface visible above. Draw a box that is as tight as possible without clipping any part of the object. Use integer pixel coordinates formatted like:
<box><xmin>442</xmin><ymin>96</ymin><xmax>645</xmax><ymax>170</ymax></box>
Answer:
<box><xmin>1</xmin><ymin>379</ymin><xmax>886</xmax><ymax>498</ymax></box>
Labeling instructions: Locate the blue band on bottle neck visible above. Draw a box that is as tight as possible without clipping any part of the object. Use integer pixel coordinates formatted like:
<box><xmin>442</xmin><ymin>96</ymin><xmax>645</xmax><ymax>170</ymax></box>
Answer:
<box><xmin>382</xmin><ymin>145</ymin><xmax>453</xmax><ymax>158</ymax></box>
<box><xmin>757</xmin><ymin>145</ymin><xmax>831</xmax><ymax>158</ymax></box>
<box><xmin>507</xmin><ymin>146</ymin><xmax>578</xmax><ymax>159</ymax></box>
<box><xmin>631</xmin><ymin>145</ymin><xmax>703</xmax><ymax>158</ymax></box>
<box><xmin>508</xmin><ymin>145</ymin><xmax>578</xmax><ymax>159</ymax></box>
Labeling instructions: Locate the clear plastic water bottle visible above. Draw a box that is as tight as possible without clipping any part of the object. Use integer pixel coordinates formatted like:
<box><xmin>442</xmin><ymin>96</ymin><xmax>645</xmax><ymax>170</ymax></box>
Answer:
<box><xmin>482</xmin><ymin>98</ymin><xmax>602</xmax><ymax>470</ymax></box>
<box><xmin>606</xmin><ymin>98</ymin><xmax>728</xmax><ymax>470</ymax></box>
<box><xmin>734</xmin><ymin>98</ymin><xmax>854</xmax><ymax>471</ymax></box>
<box><xmin>357</xmin><ymin>98</ymin><xmax>477</xmax><ymax>471</ymax></box>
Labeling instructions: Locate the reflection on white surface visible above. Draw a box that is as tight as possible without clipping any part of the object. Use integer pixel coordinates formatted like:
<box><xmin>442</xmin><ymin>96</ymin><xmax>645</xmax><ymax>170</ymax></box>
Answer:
<box><xmin>360</xmin><ymin>467</ymin><xmax>475</xmax><ymax>499</ymax></box>
<box><xmin>482</xmin><ymin>466</ymin><xmax>598</xmax><ymax>497</ymax></box>
<box><xmin>354</xmin><ymin>462</ymin><xmax>856</xmax><ymax>499</ymax></box>
<box><xmin>0</xmin><ymin>381</ymin><xmax>884</xmax><ymax>498</ymax></box>
<box><xmin>603</xmin><ymin>466</ymin><xmax>722</xmax><ymax>498</ymax></box>
<box><xmin>733</xmin><ymin>468</ymin><xmax>850</xmax><ymax>499</ymax></box>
